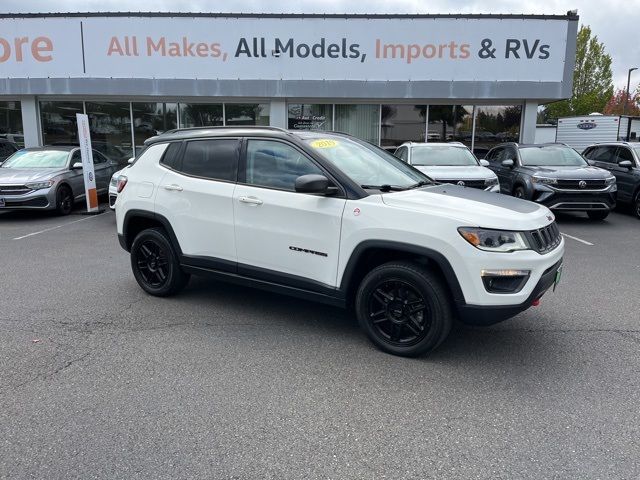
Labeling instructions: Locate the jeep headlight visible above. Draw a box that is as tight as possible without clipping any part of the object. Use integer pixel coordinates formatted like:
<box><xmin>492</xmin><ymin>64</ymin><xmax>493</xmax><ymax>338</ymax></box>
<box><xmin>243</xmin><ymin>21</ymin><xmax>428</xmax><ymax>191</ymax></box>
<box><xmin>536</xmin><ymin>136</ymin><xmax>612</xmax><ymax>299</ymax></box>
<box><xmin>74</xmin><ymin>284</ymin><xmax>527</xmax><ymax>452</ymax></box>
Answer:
<box><xmin>458</xmin><ymin>227</ymin><xmax>530</xmax><ymax>253</ymax></box>
<box><xmin>485</xmin><ymin>177</ymin><xmax>499</xmax><ymax>186</ymax></box>
<box><xmin>25</xmin><ymin>180</ymin><xmax>54</xmax><ymax>190</ymax></box>
<box><xmin>531</xmin><ymin>176</ymin><xmax>557</xmax><ymax>185</ymax></box>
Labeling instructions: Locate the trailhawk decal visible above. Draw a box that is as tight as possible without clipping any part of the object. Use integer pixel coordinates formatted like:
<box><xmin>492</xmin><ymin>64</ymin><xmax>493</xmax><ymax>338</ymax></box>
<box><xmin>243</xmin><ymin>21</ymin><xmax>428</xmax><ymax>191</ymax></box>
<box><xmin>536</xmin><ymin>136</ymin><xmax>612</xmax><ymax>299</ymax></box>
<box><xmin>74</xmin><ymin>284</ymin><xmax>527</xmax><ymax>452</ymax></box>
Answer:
<box><xmin>289</xmin><ymin>246</ymin><xmax>328</xmax><ymax>257</ymax></box>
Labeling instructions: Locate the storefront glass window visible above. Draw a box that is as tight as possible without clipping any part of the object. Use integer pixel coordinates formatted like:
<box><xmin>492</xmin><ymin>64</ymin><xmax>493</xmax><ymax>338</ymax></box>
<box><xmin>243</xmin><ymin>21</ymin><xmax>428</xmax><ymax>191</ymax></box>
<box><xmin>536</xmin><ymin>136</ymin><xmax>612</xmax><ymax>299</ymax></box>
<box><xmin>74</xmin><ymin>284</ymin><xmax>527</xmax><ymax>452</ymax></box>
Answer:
<box><xmin>287</xmin><ymin>104</ymin><xmax>333</xmax><ymax>131</ymax></box>
<box><xmin>132</xmin><ymin>102</ymin><xmax>177</xmax><ymax>153</ymax></box>
<box><xmin>0</xmin><ymin>101</ymin><xmax>24</xmax><ymax>147</ymax></box>
<box><xmin>380</xmin><ymin>105</ymin><xmax>427</xmax><ymax>149</ymax></box>
<box><xmin>473</xmin><ymin>105</ymin><xmax>522</xmax><ymax>155</ymax></box>
<box><xmin>427</xmin><ymin>105</ymin><xmax>474</xmax><ymax>146</ymax></box>
<box><xmin>180</xmin><ymin>104</ymin><xmax>223</xmax><ymax>128</ymax></box>
<box><xmin>334</xmin><ymin>104</ymin><xmax>380</xmax><ymax>144</ymax></box>
<box><xmin>40</xmin><ymin>101</ymin><xmax>84</xmax><ymax>145</ymax></box>
<box><xmin>86</xmin><ymin>102</ymin><xmax>133</xmax><ymax>166</ymax></box>
<box><xmin>225</xmin><ymin>104</ymin><xmax>270</xmax><ymax>126</ymax></box>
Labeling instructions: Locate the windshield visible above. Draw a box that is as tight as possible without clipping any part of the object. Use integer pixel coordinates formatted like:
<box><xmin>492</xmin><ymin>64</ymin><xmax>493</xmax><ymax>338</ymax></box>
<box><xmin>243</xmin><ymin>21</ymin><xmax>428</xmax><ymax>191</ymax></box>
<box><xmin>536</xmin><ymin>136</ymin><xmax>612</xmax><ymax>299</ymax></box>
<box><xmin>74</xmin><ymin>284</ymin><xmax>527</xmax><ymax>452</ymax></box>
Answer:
<box><xmin>411</xmin><ymin>145</ymin><xmax>478</xmax><ymax>166</ymax></box>
<box><xmin>304</xmin><ymin>136</ymin><xmax>429</xmax><ymax>189</ymax></box>
<box><xmin>520</xmin><ymin>146</ymin><xmax>587</xmax><ymax>167</ymax></box>
<box><xmin>1</xmin><ymin>150</ymin><xmax>69</xmax><ymax>169</ymax></box>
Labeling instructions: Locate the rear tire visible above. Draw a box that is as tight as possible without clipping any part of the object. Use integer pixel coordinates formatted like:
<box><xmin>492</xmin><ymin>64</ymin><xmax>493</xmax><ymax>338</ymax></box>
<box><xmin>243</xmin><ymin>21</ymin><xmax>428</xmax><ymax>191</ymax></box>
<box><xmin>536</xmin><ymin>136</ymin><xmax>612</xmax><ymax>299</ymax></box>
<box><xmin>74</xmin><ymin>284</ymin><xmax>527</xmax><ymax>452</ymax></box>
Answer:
<box><xmin>587</xmin><ymin>210</ymin><xmax>609</xmax><ymax>221</ymax></box>
<box><xmin>634</xmin><ymin>192</ymin><xmax>640</xmax><ymax>219</ymax></box>
<box><xmin>355</xmin><ymin>261</ymin><xmax>453</xmax><ymax>357</ymax></box>
<box><xmin>130</xmin><ymin>228</ymin><xmax>190</xmax><ymax>296</ymax></box>
<box><xmin>55</xmin><ymin>185</ymin><xmax>73</xmax><ymax>216</ymax></box>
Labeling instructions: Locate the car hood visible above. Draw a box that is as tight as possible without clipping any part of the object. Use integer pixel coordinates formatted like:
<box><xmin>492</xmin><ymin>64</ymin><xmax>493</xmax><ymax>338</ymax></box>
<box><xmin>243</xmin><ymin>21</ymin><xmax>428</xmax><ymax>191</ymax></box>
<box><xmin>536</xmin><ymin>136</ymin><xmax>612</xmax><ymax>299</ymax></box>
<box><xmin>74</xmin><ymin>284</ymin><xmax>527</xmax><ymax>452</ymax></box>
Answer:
<box><xmin>414</xmin><ymin>165</ymin><xmax>497</xmax><ymax>181</ymax></box>
<box><xmin>521</xmin><ymin>165</ymin><xmax>611</xmax><ymax>179</ymax></box>
<box><xmin>0</xmin><ymin>167</ymin><xmax>67</xmax><ymax>184</ymax></box>
<box><xmin>382</xmin><ymin>184</ymin><xmax>553</xmax><ymax>230</ymax></box>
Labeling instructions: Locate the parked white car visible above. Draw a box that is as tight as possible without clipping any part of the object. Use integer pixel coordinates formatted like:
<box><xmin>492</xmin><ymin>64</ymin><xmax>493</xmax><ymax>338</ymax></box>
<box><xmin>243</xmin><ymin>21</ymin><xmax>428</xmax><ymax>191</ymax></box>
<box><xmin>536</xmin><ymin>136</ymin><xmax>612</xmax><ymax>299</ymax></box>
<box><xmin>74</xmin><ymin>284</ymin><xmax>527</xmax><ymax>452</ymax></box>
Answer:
<box><xmin>394</xmin><ymin>142</ymin><xmax>500</xmax><ymax>192</ymax></box>
<box><xmin>116</xmin><ymin>128</ymin><xmax>564</xmax><ymax>357</ymax></box>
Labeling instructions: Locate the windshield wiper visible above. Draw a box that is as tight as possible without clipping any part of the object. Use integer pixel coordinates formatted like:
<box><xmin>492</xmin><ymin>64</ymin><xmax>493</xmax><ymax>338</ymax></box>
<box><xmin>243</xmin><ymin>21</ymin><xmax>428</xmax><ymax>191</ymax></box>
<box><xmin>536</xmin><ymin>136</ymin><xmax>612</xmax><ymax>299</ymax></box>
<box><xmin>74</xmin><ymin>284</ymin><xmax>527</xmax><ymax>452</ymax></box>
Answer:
<box><xmin>360</xmin><ymin>184</ymin><xmax>406</xmax><ymax>192</ymax></box>
<box><xmin>406</xmin><ymin>180</ymin><xmax>432</xmax><ymax>190</ymax></box>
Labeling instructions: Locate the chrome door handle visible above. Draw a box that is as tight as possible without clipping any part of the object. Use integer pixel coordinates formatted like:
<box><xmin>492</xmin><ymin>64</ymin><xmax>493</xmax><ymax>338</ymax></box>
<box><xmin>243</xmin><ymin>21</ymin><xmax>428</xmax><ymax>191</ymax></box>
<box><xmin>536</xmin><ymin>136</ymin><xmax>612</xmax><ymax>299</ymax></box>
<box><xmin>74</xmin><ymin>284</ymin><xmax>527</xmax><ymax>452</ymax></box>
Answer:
<box><xmin>163</xmin><ymin>184</ymin><xmax>183</xmax><ymax>191</ymax></box>
<box><xmin>238</xmin><ymin>196</ymin><xmax>263</xmax><ymax>206</ymax></box>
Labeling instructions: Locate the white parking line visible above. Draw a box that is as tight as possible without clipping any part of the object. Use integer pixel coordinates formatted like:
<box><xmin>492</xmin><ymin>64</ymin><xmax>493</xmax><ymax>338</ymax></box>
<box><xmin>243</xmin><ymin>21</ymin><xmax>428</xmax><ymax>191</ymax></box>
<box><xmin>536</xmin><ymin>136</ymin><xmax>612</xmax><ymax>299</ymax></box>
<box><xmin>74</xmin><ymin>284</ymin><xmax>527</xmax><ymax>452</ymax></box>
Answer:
<box><xmin>561</xmin><ymin>232</ymin><xmax>594</xmax><ymax>246</ymax></box>
<box><xmin>12</xmin><ymin>214</ymin><xmax>104</xmax><ymax>241</ymax></box>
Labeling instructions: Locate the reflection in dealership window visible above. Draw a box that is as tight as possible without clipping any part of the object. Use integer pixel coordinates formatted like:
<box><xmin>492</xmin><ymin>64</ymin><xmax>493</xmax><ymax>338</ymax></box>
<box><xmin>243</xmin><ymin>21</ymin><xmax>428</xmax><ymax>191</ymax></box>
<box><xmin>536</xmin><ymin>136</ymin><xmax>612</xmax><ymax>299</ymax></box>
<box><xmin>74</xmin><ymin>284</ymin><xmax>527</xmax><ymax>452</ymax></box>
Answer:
<box><xmin>132</xmin><ymin>102</ymin><xmax>177</xmax><ymax>154</ymax></box>
<box><xmin>180</xmin><ymin>104</ymin><xmax>223</xmax><ymax>128</ymax></box>
<box><xmin>0</xmin><ymin>101</ymin><xmax>24</xmax><ymax>147</ymax></box>
<box><xmin>287</xmin><ymin>104</ymin><xmax>333</xmax><ymax>131</ymax></box>
<box><xmin>380</xmin><ymin>105</ymin><xmax>426</xmax><ymax>149</ymax></box>
<box><xmin>473</xmin><ymin>105</ymin><xmax>522</xmax><ymax>151</ymax></box>
<box><xmin>334</xmin><ymin>104</ymin><xmax>380</xmax><ymax>145</ymax></box>
<box><xmin>225</xmin><ymin>104</ymin><xmax>270</xmax><ymax>126</ymax></box>
<box><xmin>40</xmin><ymin>101</ymin><xmax>84</xmax><ymax>145</ymax></box>
<box><xmin>86</xmin><ymin>102</ymin><xmax>133</xmax><ymax>167</ymax></box>
<box><xmin>427</xmin><ymin>105</ymin><xmax>473</xmax><ymax>146</ymax></box>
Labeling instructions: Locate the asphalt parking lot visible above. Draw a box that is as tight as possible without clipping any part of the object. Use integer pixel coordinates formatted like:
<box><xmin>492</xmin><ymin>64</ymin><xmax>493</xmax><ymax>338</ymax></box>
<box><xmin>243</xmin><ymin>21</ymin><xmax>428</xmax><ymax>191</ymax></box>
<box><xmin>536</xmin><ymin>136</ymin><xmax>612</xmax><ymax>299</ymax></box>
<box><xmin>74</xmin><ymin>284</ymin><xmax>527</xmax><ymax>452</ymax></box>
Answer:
<box><xmin>1</xmin><ymin>205</ymin><xmax>639</xmax><ymax>479</ymax></box>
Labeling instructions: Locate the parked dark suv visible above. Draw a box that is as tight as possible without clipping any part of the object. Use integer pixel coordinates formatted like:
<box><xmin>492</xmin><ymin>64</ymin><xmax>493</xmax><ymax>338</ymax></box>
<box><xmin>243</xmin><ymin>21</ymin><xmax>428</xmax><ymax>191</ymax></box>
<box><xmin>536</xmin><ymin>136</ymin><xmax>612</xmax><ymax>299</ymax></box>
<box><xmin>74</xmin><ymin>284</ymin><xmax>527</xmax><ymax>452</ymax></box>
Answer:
<box><xmin>485</xmin><ymin>143</ymin><xmax>617</xmax><ymax>220</ymax></box>
<box><xmin>582</xmin><ymin>142</ymin><xmax>640</xmax><ymax>219</ymax></box>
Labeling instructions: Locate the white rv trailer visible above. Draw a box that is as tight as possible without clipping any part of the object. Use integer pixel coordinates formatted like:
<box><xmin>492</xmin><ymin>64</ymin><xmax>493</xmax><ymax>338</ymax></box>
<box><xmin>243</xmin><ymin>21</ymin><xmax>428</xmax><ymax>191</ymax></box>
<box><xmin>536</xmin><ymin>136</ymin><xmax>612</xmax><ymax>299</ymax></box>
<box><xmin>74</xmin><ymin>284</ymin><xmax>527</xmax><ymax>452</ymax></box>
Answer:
<box><xmin>555</xmin><ymin>115</ymin><xmax>640</xmax><ymax>152</ymax></box>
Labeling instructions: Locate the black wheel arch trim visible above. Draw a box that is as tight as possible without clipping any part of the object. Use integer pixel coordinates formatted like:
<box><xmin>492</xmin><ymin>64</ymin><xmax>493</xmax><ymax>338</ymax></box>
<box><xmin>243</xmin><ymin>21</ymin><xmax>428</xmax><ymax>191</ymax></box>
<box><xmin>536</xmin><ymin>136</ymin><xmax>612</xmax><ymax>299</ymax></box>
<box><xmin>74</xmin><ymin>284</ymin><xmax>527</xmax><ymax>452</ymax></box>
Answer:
<box><xmin>339</xmin><ymin>240</ymin><xmax>466</xmax><ymax>305</ymax></box>
<box><xmin>121</xmin><ymin>209</ymin><xmax>183</xmax><ymax>255</ymax></box>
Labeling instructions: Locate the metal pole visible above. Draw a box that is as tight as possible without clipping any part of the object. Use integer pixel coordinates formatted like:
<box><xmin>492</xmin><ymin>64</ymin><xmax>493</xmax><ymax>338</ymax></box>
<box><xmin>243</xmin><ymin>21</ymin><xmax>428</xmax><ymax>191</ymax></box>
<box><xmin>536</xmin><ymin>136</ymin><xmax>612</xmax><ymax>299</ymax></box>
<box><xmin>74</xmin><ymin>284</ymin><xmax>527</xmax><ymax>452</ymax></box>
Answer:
<box><xmin>623</xmin><ymin>67</ymin><xmax>637</xmax><ymax>116</ymax></box>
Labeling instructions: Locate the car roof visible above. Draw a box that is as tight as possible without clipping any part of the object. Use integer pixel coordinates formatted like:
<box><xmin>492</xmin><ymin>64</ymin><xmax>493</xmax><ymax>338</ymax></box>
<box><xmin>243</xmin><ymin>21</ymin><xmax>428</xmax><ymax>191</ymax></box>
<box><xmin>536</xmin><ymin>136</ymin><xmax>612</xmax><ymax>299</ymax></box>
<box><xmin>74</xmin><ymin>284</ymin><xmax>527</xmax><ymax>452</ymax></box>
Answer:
<box><xmin>23</xmin><ymin>145</ymin><xmax>77</xmax><ymax>152</ymax></box>
<box><xmin>585</xmin><ymin>142</ymin><xmax>639</xmax><ymax>147</ymax></box>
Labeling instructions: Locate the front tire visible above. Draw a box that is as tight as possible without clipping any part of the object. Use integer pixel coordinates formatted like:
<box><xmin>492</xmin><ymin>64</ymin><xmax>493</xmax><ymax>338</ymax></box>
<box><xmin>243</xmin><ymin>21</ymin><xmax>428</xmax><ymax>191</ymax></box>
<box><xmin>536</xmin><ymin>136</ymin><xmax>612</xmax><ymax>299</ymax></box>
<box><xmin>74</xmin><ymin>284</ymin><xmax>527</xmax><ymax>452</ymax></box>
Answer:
<box><xmin>55</xmin><ymin>185</ymin><xmax>73</xmax><ymax>216</ymax></box>
<box><xmin>130</xmin><ymin>228</ymin><xmax>190</xmax><ymax>296</ymax></box>
<box><xmin>587</xmin><ymin>210</ymin><xmax>609</xmax><ymax>221</ymax></box>
<box><xmin>355</xmin><ymin>261</ymin><xmax>453</xmax><ymax>357</ymax></box>
<box><xmin>634</xmin><ymin>192</ymin><xmax>640</xmax><ymax>219</ymax></box>
<box><xmin>513</xmin><ymin>185</ymin><xmax>526</xmax><ymax>199</ymax></box>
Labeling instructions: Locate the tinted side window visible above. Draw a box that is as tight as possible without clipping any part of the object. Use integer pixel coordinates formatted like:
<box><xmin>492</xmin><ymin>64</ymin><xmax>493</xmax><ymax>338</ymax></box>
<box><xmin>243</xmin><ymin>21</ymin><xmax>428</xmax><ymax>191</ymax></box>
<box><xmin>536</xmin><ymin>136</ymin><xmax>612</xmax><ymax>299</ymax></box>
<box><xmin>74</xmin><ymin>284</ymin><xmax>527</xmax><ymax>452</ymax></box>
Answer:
<box><xmin>180</xmin><ymin>139</ymin><xmax>239</xmax><ymax>181</ymax></box>
<box><xmin>395</xmin><ymin>147</ymin><xmax>408</xmax><ymax>162</ymax></box>
<box><xmin>0</xmin><ymin>143</ymin><xmax>15</xmax><ymax>158</ymax></box>
<box><xmin>245</xmin><ymin>139</ymin><xmax>323</xmax><ymax>191</ymax></box>
<box><xmin>92</xmin><ymin>150</ymin><xmax>108</xmax><ymax>164</ymax></box>
<box><xmin>487</xmin><ymin>147</ymin><xmax>504</xmax><ymax>163</ymax></box>
<box><xmin>590</xmin><ymin>146</ymin><xmax>616</xmax><ymax>163</ymax></box>
<box><xmin>160</xmin><ymin>142</ymin><xmax>183</xmax><ymax>170</ymax></box>
<box><xmin>615</xmin><ymin>147</ymin><xmax>634</xmax><ymax>163</ymax></box>
<box><xmin>70</xmin><ymin>150</ymin><xmax>82</xmax><ymax>166</ymax></box>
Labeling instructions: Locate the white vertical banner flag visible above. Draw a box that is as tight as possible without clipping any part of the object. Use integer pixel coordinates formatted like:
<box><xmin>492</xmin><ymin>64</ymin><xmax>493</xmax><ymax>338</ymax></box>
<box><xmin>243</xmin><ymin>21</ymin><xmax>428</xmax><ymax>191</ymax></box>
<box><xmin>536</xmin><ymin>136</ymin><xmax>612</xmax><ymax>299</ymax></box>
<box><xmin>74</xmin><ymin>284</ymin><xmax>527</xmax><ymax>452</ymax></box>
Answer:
<box><xmin>76</xmin><ymin>114</ymin><xmax>99</xmax><ymax>212</ymax></box>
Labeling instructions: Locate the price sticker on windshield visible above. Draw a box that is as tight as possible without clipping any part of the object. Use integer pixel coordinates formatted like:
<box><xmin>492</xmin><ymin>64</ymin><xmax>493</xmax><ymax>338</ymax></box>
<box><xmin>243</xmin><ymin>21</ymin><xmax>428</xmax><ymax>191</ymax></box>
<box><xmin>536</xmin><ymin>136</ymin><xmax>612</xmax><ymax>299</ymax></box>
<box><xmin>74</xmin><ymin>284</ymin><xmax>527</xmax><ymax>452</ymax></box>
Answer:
<box><xmin>310</xmin><ymin>139</ymin><xmax>338</xmax><ymax>149</ymax></box>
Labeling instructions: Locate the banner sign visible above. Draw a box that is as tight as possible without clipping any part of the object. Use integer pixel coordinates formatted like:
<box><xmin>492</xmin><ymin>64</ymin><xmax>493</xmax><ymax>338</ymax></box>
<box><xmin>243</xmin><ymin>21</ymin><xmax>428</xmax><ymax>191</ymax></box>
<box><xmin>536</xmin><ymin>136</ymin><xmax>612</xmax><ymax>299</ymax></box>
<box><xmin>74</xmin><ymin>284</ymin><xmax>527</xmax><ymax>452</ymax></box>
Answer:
<box><xmin>76</xmin><ymin>114</ymin><xmax>99</xmax><ymax>213</ymax></box>
<box><xmin>0</xmin><ymin>16</ymin><xmax>571</xmax><ymax>82</ymax></box>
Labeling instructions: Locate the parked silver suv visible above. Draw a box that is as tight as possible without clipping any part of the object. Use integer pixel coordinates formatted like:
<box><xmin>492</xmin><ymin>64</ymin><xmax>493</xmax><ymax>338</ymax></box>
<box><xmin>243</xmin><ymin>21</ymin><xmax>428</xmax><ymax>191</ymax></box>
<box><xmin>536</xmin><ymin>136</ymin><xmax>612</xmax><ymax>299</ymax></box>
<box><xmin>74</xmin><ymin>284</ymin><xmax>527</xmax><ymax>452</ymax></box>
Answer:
<box><xmin>0</xmin><ymin>146</ymin><xmax>116</xmax><ymax>215</ymax></box>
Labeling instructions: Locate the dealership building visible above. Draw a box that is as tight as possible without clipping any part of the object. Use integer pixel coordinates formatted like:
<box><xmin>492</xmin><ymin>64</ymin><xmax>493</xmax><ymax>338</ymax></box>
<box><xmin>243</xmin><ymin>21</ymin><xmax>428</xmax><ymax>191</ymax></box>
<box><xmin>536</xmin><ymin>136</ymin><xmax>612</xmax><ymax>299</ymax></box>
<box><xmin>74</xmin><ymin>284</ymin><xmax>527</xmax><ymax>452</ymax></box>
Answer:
<box><xmin>0</xmin><ymin>12</ymin><xmax>577</xmax><ymax>161</ymax></box>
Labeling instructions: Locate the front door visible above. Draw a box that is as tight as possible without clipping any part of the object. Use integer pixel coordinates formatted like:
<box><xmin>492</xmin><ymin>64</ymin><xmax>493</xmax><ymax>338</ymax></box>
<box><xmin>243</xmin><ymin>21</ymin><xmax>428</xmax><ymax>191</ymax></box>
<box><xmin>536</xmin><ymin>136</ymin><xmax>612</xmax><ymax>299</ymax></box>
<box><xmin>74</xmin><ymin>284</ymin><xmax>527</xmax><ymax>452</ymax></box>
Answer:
<box><xmin>233</xmin><ymin>139</ymin><xmax>346</xmax><ymax>289</ymax></box>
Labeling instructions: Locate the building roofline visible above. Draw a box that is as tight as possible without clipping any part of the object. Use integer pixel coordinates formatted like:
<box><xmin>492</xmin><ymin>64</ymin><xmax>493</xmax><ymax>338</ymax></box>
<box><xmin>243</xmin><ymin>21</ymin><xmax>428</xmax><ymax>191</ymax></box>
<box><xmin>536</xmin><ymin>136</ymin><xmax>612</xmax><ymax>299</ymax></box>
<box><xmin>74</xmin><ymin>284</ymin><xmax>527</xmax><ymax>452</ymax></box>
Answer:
<box><xmin>0</xmin><ymin>12</ymin><xmax>579</xmax><ymax>20</ymax></box>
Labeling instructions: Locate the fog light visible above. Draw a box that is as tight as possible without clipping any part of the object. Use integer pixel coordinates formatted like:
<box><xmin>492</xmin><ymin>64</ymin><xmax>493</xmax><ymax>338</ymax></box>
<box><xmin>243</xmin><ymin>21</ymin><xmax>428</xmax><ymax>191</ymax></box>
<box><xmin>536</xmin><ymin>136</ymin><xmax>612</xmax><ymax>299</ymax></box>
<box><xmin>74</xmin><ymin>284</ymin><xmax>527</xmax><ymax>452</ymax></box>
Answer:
<box><xmin>481</xmin><ymin>269</ymin><xmax>530</xmax><ymax>293</ymax></box>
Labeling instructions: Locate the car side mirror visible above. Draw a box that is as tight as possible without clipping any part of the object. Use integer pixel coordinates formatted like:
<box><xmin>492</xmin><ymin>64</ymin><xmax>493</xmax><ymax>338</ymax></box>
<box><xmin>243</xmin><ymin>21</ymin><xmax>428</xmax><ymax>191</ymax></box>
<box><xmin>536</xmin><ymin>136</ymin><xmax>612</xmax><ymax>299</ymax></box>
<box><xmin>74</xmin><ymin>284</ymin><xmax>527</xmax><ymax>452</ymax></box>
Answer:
<box><xmin>501</xmin><ymin>159</ymin><xmax>515</xmax><ymax>168</ymax></box>
<box><xmin>295</xmin><ymin>174</ymin><xmax>337</xmax><ymax>195</ymax></box>
<box><xmin>127</xmin><ymin>157</ymin><xmax>135</xmax><ymax>165</ymax></box>
<box><xmin>618</xmin><ymin>160</ymin><xmax>633</xmax><ymax>169</ymax></box>
<box><xmin>480</xmin><ymin>159</ymin><xmax>490</xmax><ymax>167</ymax></box>
<box><xmin>71</xmin><ymin>162</ymin><xmax>83</xmax><ymax>169</ymax></box>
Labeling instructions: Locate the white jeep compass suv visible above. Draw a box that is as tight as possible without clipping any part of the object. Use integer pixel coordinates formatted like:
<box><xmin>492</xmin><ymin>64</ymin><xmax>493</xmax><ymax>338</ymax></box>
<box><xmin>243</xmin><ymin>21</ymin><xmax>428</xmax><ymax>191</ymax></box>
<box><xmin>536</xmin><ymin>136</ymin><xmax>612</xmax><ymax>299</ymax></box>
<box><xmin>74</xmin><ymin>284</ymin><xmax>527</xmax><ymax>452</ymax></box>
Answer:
<box><xmin>116</xmin><ymin>127</ymin><xmax>564</xmax><ymax>357</ymax></box>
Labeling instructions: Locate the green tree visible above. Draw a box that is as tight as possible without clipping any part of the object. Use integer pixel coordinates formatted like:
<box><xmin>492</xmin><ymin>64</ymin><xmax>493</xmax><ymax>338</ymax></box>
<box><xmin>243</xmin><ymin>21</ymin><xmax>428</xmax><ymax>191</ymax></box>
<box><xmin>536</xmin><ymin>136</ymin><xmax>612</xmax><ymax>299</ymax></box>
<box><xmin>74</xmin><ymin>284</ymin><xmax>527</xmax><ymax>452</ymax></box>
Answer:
<box><xmin>545</xmin><ymin>25</ymin><xmax>613</xmax><ymax>119</ymax></box>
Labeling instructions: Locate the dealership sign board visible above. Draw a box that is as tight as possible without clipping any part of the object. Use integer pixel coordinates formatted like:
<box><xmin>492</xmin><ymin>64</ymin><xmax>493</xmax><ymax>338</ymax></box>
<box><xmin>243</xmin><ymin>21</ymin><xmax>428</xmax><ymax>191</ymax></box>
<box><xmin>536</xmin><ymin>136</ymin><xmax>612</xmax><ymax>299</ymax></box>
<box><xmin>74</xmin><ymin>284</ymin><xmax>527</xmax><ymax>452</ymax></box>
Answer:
<box><xmin>76</xmin><ymin>114</ymin><xmax>99</xmax><ymax>213</ymax></box>
<box><xmin>0</xmin><ymin>14</ymin><xmax>577</xmax><ymax>99</ymax></box>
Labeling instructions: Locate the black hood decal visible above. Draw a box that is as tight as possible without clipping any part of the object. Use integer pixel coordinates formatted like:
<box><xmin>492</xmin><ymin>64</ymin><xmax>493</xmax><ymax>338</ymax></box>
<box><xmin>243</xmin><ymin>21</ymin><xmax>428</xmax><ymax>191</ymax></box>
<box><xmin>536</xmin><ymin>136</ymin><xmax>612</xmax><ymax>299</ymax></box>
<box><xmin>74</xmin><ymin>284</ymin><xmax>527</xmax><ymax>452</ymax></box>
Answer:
<box><xmin>423</xmin><ymin>184</ymin><xmax>540</xmax><ymax>214</ymax></box>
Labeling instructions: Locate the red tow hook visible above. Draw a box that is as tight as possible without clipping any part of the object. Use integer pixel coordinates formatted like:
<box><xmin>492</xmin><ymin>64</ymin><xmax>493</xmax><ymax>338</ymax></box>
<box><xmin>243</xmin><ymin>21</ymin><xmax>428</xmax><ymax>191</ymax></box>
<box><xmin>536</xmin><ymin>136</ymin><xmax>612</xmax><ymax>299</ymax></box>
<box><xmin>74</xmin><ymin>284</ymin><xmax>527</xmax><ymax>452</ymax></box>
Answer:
<box><xmin>531</xmin><ymin>299</ymin><xmax>541</xmax><ymax>307</ymax></box>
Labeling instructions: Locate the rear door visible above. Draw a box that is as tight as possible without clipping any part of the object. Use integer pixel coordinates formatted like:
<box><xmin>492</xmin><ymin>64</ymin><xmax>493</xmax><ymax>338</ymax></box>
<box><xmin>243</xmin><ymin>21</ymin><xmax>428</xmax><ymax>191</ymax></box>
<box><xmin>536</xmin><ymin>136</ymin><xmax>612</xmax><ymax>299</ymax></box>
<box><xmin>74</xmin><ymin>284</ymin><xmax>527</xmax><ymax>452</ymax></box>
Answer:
<box><xmin>233</xmin><ymin>138</ymin><xmax>346</xmax><ymax>289</ymax></box>
<box><xmin>154</xmin><ymin>138</ymin><xmax>239</xmax><ymax>267</ymax></box>
<box><xmin>91</xmin><ymin>150</ymin><xmax>112</xmax><ymax>192</ymax></box>
<box><xmin>611</xmin><ymin>147</ymin><xmax>637</xmax><ymax>202</ymax></box>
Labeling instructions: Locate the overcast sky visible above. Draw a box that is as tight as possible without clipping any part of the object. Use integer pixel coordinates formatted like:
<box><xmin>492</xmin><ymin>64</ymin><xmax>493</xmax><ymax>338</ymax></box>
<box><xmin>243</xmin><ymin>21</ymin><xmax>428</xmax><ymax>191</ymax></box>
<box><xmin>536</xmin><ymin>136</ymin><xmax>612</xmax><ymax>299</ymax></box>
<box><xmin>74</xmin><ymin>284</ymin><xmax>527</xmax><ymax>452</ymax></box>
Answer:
<box><xmin>4</xmin><ymin>0</ymin><xmax>639</xmax><ymax>91</ymax></box>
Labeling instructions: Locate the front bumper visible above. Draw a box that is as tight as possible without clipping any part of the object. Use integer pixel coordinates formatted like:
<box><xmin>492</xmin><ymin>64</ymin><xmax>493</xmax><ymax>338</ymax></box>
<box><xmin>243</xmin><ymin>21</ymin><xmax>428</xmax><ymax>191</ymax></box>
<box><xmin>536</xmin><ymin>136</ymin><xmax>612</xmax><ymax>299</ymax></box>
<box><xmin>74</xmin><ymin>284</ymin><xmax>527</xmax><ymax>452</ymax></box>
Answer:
<box><xmin>532</xmin><ymin>186</ymin><xmax>616</xmax><ymax>211</ymax></box>
<box><xmin>0</xmin><ymin>188</ymin><xmax>55</xmax><ymax>210</ymax></box>
<box><xmin>458</xmin><ymin>258</ymin><xmax>563</xmax><ymax>325</ymax></box>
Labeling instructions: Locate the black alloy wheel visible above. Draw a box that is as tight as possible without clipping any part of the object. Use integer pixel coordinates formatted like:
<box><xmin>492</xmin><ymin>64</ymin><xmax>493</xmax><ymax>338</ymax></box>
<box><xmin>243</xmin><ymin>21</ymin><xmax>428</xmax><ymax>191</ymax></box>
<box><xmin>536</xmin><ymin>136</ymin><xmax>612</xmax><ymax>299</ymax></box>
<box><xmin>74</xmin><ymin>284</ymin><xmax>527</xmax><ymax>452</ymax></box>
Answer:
<box><xmin>367</xmin><ymin>279</ymin><xmax>431</xmax><ymax>347</ymax></box>
<box><xmin>130</xmin><ymin>228</ymin><xmax>189</xmax><ymax>296</ymax></box>
<box><xmin>55</xmin><ymin>186</ymin><xmax>73</xmax><ymax>216</ymax></box>
<box><xmin>634</xmin><ymin>192</ymin><xmax>640</xmax><ymax>219</ymax></box>
<box><xmin>355</xmin><ymin>261</ymin><xmax>453</xmax><ymax>357</ymax></box>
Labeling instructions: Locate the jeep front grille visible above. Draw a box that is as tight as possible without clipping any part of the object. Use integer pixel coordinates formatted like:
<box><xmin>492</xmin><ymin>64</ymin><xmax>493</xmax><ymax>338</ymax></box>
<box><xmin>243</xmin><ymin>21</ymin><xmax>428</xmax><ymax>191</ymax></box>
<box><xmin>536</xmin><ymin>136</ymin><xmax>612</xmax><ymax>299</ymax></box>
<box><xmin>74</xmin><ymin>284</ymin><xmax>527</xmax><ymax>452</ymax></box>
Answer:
<box><xmin>527</xmin><ymin>222</ymin><xmax>562</xmax><ymax>254</ymax></box>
